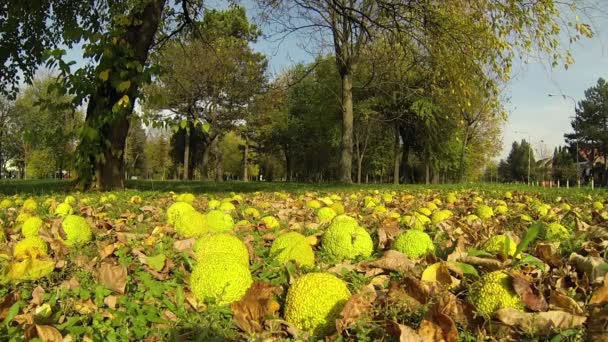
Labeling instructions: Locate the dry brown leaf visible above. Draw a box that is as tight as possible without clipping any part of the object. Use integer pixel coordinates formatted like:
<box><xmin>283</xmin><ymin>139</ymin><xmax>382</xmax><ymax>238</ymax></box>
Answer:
<box><xmin>31</xmin><ymin>286</ymin><xmax>45</xmax><ymax>306</ymax></box>
<box><xmin>13</xmin><ymin>313</ymin><xmax>34</xmax><ymax>325</ymax></box>
<box><xmin>35</xmin><ymin>325</ymin><xmax>63</xmax><ymax>342</ymax></box>
<box><xmin>385</xmin><ymin>321</ymin><xmax>423</xmax><ymax>342</ymax></box>
<box><xmin>357</xmin><ymin>250</ymin><xmax>415</xmax><ymax>274</ymax></box>
<box><xmin>231</xmin><ymin>282</ymin><xmax>282</xmax><ymax>333</ymax></box>
<box><xmin>495</xmin><ymin>308</ymin><xmax>586</xmax><ymax>335</ymax></box>
<box><xmin>569</xmin><ymin>253</ymin><xmax>608</xmax><ymax>284</ymax></box>
<box><xmin>378</xmin><ymin>218</ymin><xmax>400</xmax><ymax>249</ymax></box>
<box><xmin>162</xmin><ymin>310</ymin><xmax>178</xmax><ymax>322</ymax></box>
<box><xmin>99</xmin><ymin>242</ymin><xmax>117</xmax><ymax>260</ymax></box>
<box><xmin>590</xmin><ymin>273</ymin><xmax>608</xmax><ymax>305</ymax></box>
<box><xmin>433</xmin><ymin>292</ymin><xmax>475</xmax><ymax>327</ymax></box>
<box><xmin>510</xmin><ymin>272</ymin><xmax>548</xmax><ymax>312</ymax></box>
<box><xmin>535</xmin><ymin>244</ymin><xmax>562</xmax><ymax>267</ymax></box>
<box><xmin>104</xmin><ymin>295</ymin><xmax>118</xmax><ymax>309</ymax></box>
<box><xmin>456</xmin><ymin>255</ymin><xmax>503</xmax><ymax>270</ymax></box>
<box><xmin>327</xmin><ymin>261</ymin><xmax>356</xmax><ymax>275</ymax></box>
<box><xmin>336</xmin><ymin>286</ymin><xmax>377</xmax><ymax>333</ymax></box>
<box><xmin>418</xmin><ymin>312</ymin><xmax>458</xmax><ymax>342</ymax></box>
<box><xmin>59</xmin><ymin>277</ymin><xmax>80</xmax><ymax>290</ymax></box>
<box><xmin>173</xmin><ymin>238</ymin><xmax>195</xmax><ymax>252</ymax></box>
<box><xmin>548</xmin><ymin>290</ymin><xmax>583</xmax><ymax>315</ymax></box>
<box><xmin>74</xmin><ymin>299</ymin><xmax>97</xmax><ymax>315</ymax></box>
<box><xmin>97</xmin><ymin>262</ymin><xmax>128</xmax><ymax>294</ymax></box>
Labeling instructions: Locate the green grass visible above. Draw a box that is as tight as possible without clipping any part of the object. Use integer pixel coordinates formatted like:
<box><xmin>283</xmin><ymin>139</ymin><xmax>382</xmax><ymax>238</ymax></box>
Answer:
<box><xmin>0</xmin><ymin>179</ymin><xmax>605</xmax><ymax>204</ymax></box>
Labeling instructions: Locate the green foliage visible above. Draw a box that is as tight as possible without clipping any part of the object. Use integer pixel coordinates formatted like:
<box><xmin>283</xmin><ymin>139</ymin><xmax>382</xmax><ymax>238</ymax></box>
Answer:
<box><xmin>25</xmin><ymin>149</ymin><xmax>56</xmax><ymax>179</ymax></box>
<box><xmin>499</xmin><ymin>140</ymin><xmax>537</xmax><ymax>182</ymax></box>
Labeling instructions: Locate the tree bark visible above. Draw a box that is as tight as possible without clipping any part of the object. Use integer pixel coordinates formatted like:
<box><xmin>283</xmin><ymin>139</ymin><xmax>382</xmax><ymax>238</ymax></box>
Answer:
<box><xmin>77</xmin><ymin>0</ymin><xmax>165</xmax><ymax>190</ymax></box>
<box><xmin>459</xmin><ymin>125</ymin><xmax>470</xmax><ymax>182</ymax></box>
<box><xmin>393</xmin><ymin>125</ymin><xmax>402</xmax><ymax>184</ymax></box>
<box><xmin>242</xmin><ymin>137</ymin><xmax>249</xmax><ymax>182</ymax></box>
<box><xmin>339</xmin><ymin>71</ymin><xmax>354</xmax><ymax>183</ymax></box>
<box><xmin>183</xmin><ymin>128</ymin><xmax>190</xmax><ymax>180</ymax></box>
<box><xmin>357</xmin><ymin>156</ymin><xmax>363</xmax><ymax>184</ymax></box>
<box><xmin>425</xmin><ymin>156</ymin><xmax>430</xmax><ymax>185</ymax></box>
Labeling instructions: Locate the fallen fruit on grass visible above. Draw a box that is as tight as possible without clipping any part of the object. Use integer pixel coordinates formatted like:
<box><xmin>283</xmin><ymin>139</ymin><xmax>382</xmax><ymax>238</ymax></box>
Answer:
<box><xmin>285</xmin><ymin>272</ymin><xmax>351</xmax><ymax>336</ymax></box>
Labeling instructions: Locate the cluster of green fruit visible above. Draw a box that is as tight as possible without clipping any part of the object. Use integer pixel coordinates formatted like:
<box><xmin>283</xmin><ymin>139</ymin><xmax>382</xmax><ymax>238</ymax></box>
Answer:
<box><xmin>1</xmin><ymin>195</ymin><xmax>92</xmax><ymax>283</ymax></box>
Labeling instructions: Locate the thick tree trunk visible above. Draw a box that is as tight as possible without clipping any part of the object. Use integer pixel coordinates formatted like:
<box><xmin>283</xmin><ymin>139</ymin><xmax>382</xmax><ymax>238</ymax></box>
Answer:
<box><xmin>183</xmin><ymin>128</ymin><xmax>190</xmax><ymax>180</ymax></box>
<box><xmin>77</xmin><ymin>0</ymin><xmax>165</xmax><ymax>190</ymax></box>
<box><xmin>242</xmin><ymin>137</ymin><xmax>249</xmax><ymax>182</ymax></box>
<box><xmin>393</xmin><ymin>125</ymin><xmax>401</xmax><ymax>185</ymax></box>
<box><xmin>339</xmin><ymin>71</ymin><xmax>354</xmax><ymax>183</ymax></box>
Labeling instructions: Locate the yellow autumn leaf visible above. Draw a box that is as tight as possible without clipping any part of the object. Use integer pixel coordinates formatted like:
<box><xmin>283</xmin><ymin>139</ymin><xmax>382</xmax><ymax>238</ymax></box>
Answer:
<box><xmin>117</xmin><ymin>80</ymin><xmax>131</xmax><ymax>92</ymax></box>
<box><xmin>117</xmin><ymin>95</ymin><xmax>130</xmax><ymax>108</ymax></box>
<box><xmin>99</xmin><ymin>69</ymin><xmax>110</xmax><ymax>81</ymax></box>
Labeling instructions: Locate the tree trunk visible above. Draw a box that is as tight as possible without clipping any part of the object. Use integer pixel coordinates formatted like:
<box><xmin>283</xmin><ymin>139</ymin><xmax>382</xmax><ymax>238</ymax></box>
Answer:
<box><xmin>242</xmin><ymin>137</ymin><xmax>249</xmax><ymax>182</ymax></box>
<box><xmin>339</xmin><ymin>71</ymin><xmax>354</xmax><ymax>183</ymax></box>
<box><xmin>76</xmin><ymin>0</ymin><xmax>165</xmax><ymax>190</ymax></box>
<box><xmin>393</xmin><ymin>125</ymin><xmax>402</xmax><ymax>184</ymax></box>
<box><xmin>425</xmin><ymin>157</ymin><xmax>430</xmax><ymax>185</ymax></box>
<box><xmin>183</xmin><ymin>128</ymin><xmax>190</xmax><ymax>180</ymax></box>
<box><xmin>211</xmin><ymin>137</ymin><xmax>223</xmax><ymax>182</ymax></box>
<box><xmin>459</xmin><ymin>125</ymin><xmax>470</xmax><ymax>182</ymax></box>
<box><xmin>284</xmin><ymin>146</ymin><xmax>292</xmax><ymax>182</ymax></box>
<box><xmin>357</xmin><ymin>156</ymin><xmax>363</xmax><ymax>184</ymax></box>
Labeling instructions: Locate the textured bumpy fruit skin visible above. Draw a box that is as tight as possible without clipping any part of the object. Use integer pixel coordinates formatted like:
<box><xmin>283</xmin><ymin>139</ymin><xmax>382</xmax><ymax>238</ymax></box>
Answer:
<box><xmin>545</xmin><ymin>222</ymin><xmax>570</xmax><ymax>241</ymax></box>
<box><xmin>205</xmin><ymin>210</ymin><xmax>235</xmax><ymax>233</ymax></box>
<box><xmin>61</xmin><ymin>215</ymin><xmax>93</xmax><ymax>246</ymax></box>
<box><xmin>393</xmin><ymin>230</ymin><xmax>434</xmax><ymax>259</ymax></box>
<box><xmin>469</xmin><ymin>271</ymin><xmax>524</xmax><ymax>317</ymax></box>
<box><xmin>54</xmin><ymin>203</ymin><xmax>74</xmax><ymax>217</ymax></box>
<box><xmin>483</xmin><ymin>235</ymin><xmax>518</xmax><ymax>257</ymax></box>
<box><xmin>22</xmin><ymin>198</ymin><xmax>38</xmax><ymax>212</ymax></box>
<box><xmin>193</xmin><ymin>233</ymin><xmax>249</xmax><ymax>266</ymax></box>
<box><xmin>260</xmin><ymin>216</ymin><xmax>280</xmax><ymax>229</ymax></box>
<box><xmin>13</xmin><ymin>236</ymin><xmax>48</xmax><ymax>259</ymax></box>
<box><xmin>22</xmin><ymin>217</ymin><xmax>43</xmax><ymax>238</ymax></box>
<box><xmin>176</xmin><ymin>193</ymin><xmax>195</xmax><ymax>204</ymax></box>
<box><xmin>476</xmin><ymin>205</ymin><xmax>494</xmax><ymax>220</ymax></box>
<box><xmin>322</xmin><ymin>215</ymin><xmax>373</xmax><ymax>261</ymax></box>
<box><xmin>0</xmin><ymin>198</ymin><xmax>13</xmax><ymax>209</ymax></box>
<box><xmin>166</xmin><ymin>202</ymin><xmax>196</xmax><ymax>226</ymax></box>
<box><xmin>189</xmin><ymin>257</ymin><xmax>253</xmax><ymax>305</ymax></box>
<box><xmin>317</xmin><ymin>207</ymin><xmax>337</xmax><ymax>223</ymax></box>
<box><xmin>431</xmin><ymin>209</ymin><xmax>453</xmax><ymax>225</ymax></box>
<box><xmin>174</xmin><ymin>210</ymin><xmax>208</xmax><ymax>238</ymax></box>
<box><xmin>285</xmin><ymin>272</ymin><xmax>351</xmax><ymax>336</ymax></box>
<box><xmin>243</xmin><ymin>207</ymin><xmax>260</xmax><ymax>219</ymax></box>
<box><xmin>270</xmin><ymin>232</ymin><xmax>315</xmax><ymax>266</ymax></box>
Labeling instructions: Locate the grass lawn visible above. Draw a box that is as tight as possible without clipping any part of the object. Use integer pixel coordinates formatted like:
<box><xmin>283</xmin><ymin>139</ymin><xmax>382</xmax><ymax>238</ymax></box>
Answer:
<box><xmin>1</xmin><ymin>181</ymin><xmax>607</xmax><ymax>341</ymax></box>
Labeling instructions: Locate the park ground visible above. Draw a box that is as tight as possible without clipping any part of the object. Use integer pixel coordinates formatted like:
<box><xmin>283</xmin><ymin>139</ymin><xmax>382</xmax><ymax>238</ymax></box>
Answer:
<box><xmin>1</xmin><ymin>181</ymin><xmax>607</xmax><ymax>341</ymax></box>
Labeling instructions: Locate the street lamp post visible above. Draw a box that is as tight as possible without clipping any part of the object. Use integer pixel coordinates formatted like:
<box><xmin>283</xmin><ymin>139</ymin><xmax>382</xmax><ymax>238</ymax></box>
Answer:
<box><xmin>548</xmin><ymin>93</ymin><xmax>580</xmax><ymax>187</ymax></box>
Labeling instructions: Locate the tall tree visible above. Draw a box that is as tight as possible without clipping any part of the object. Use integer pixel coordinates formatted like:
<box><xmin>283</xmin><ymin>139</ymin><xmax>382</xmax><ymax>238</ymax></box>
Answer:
<box><xmin>1</xmin><ymin>0</ymin><xmax>206</xmax><ymax>189</ymax></box>
<box><xmin>0</xmin><ymin>97</ymin><xmax>14</xmax><ymax>178</ymax></box>
<box><xmin>125</xmin><ymin>119</ymin><xmax>147</xmax><ymax>179</ymax></box>
<box><xmin>142</xmin><ymin>6</ymin><xmax>267</xmax><ymax>180</ymax></box>
<box><xmin>565</xmin><ymin>78</ymin><xmax>608</xmax><ymax>186</ymax></box>
<box><xmin>259</xmin><ymin>0</ymin><xmax>592</xmax><ymax>184</ymax></box>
